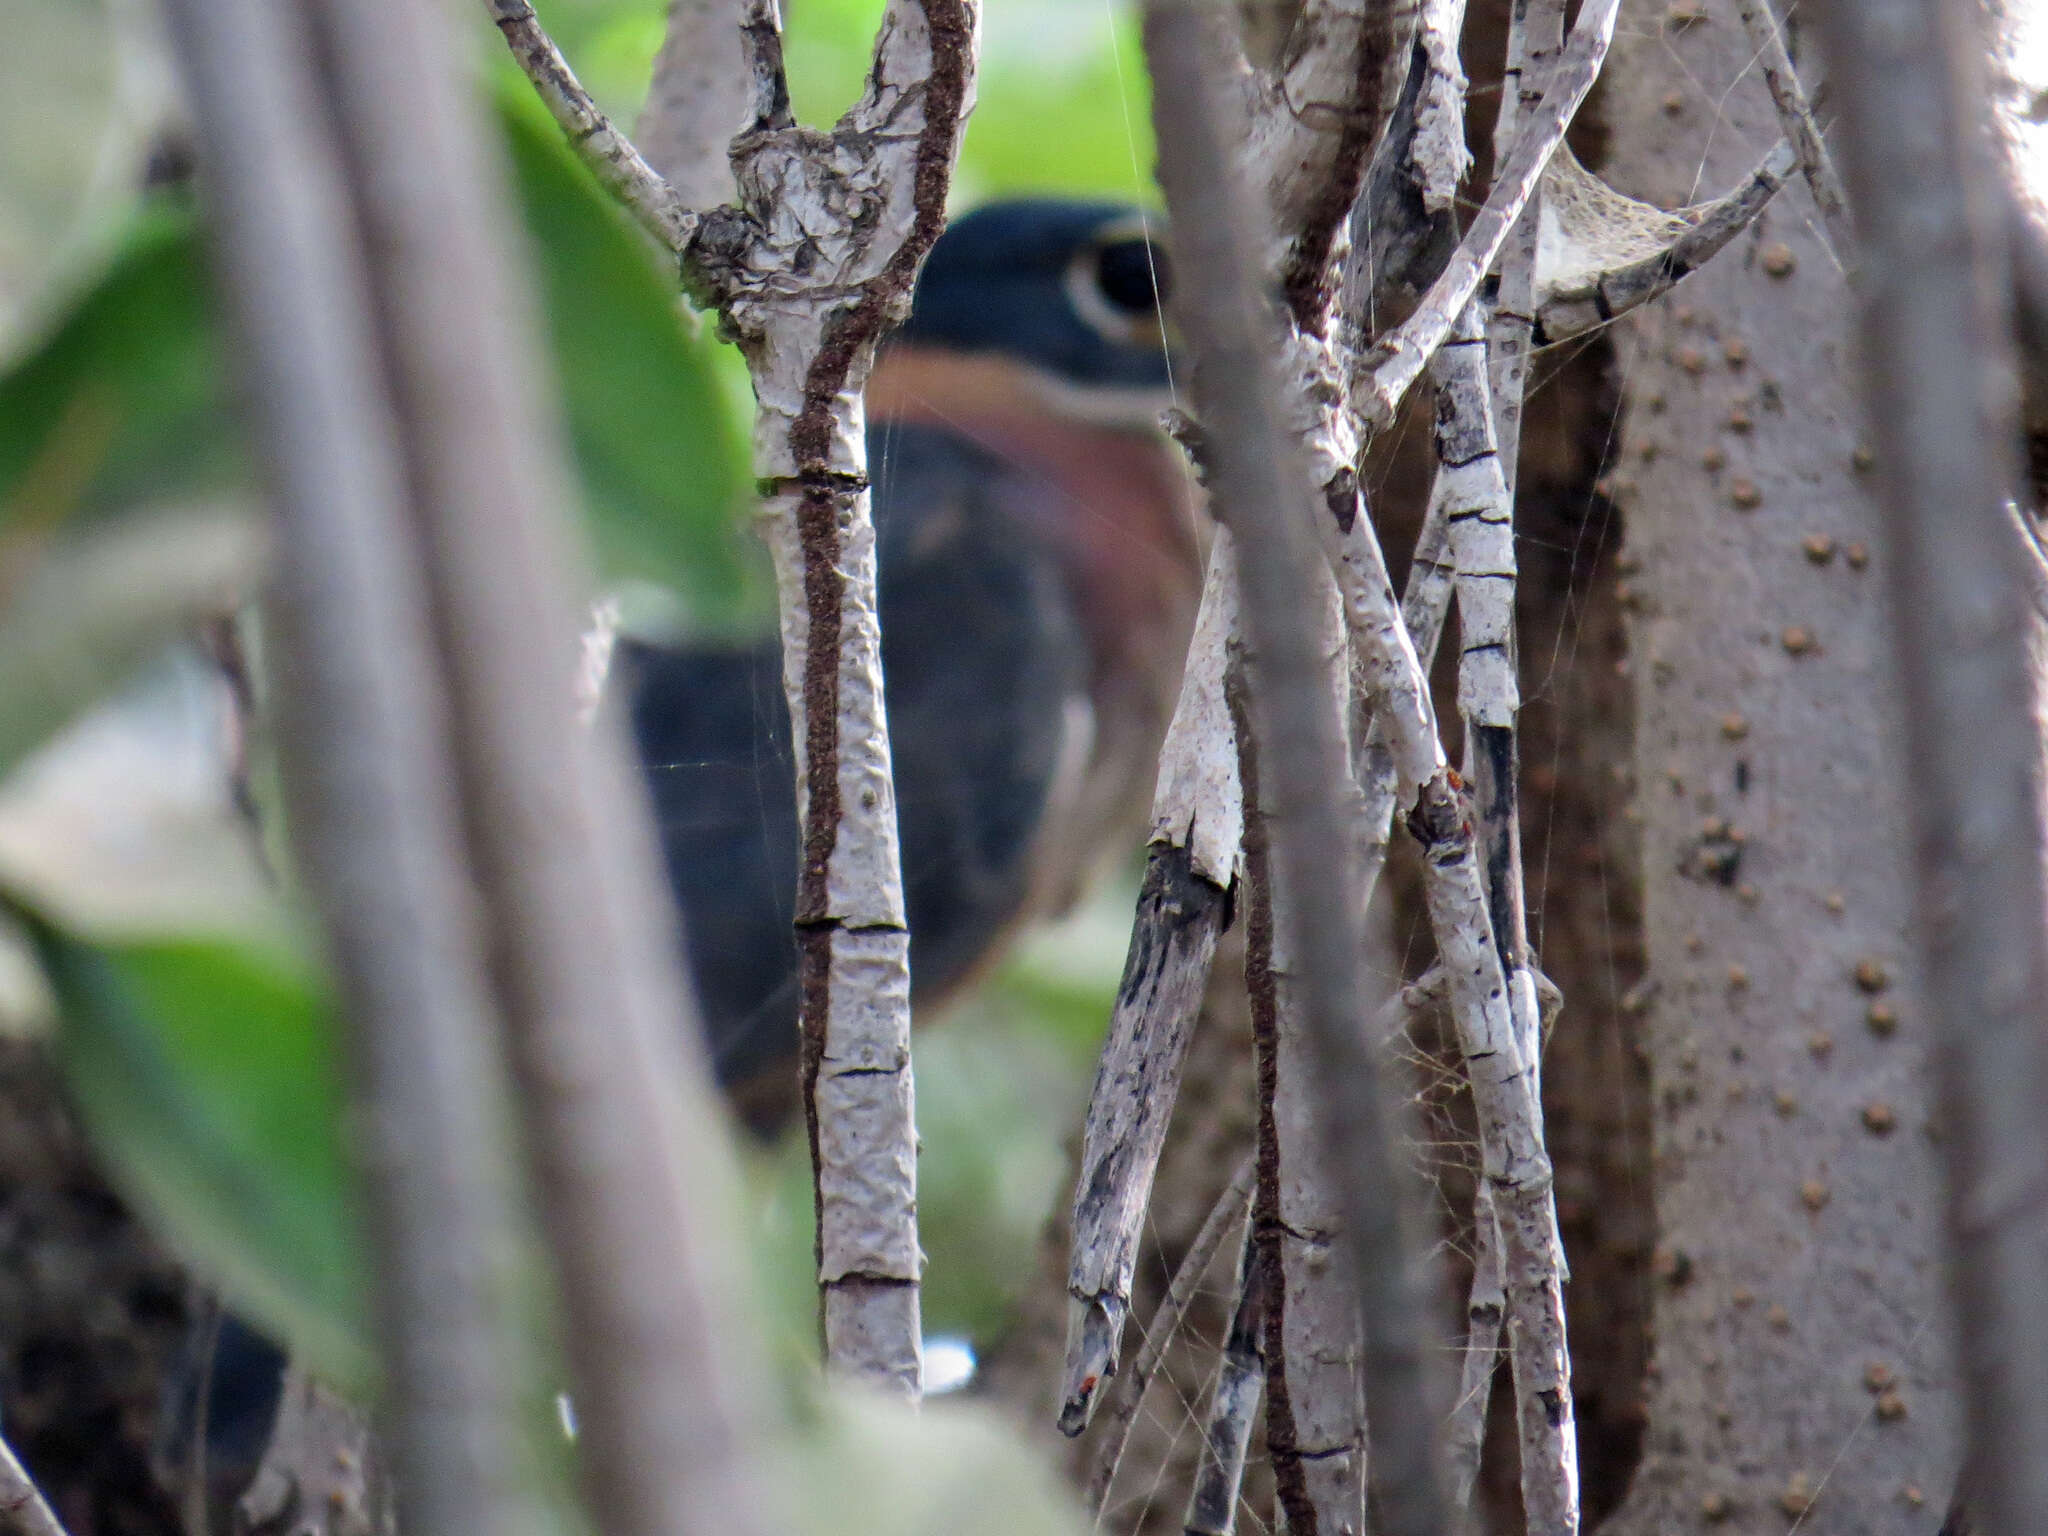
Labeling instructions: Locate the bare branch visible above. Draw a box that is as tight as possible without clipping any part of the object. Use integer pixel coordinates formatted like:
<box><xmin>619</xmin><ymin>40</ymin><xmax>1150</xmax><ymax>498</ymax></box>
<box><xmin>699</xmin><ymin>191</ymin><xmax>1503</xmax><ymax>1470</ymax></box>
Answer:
<box><xmin>1408</xmin><ymin>778</ymin><xmax>1577</xmax><ymax>1534</ymax></box>
<box><xmin>1352</xmin><ymin>0</ymin><xmax>1620</xmax><ymax>432</ymax></box>
<box><xmin>1444</xmin><ymin>1183</ymin><xmax>1504</xmax><ymax>1514</ymax></box>
<box><xmin>698</xmin><ymin>0</ymin><xmax>978</xmax><ymax>1397</ymax></box>
<box><xmin>1251</xmin><ymin>0</ymin><xmax>1417</xmax><ymax>324</ymax></box>
<box><xmin>1235</xmin><ymin>611</ymin><xmax>1370</xmax><ymax>1536</ymax></box>
<box><xmin>1085</xmin><ymin>1154</ymin><xmax>1257</xmax><ymax>1512</ymax></box>
<box><xmin>306</xmin><ymin>0</ymin><xmax>775</xmax><ymax>1529</ymax></box>
<box><xmin>1062</xmin><ymin>535</ymin><xmax>1239</xmax><ymax>1436</ymax></box>
<box><xmin>1734</xmin><ymin>0</ymin><xmax>1852</xmax><ymax>253</ymax></box>
<box><xmin>0</xmin><ymin>1430</ymin><xmax>71</xmax><ymax>1536</ymax></box>
<box><xmin>1180</xmin><ymin>1224</ymin><xmax>1269</xmax><ymax>1536</ymax></box>
<box><xmin>156</xmin><ymin>4</ymin><xmax>538</xmax><ymax>1531</ymax></box>
<box><xmin>485</xmin><ymin>0</ymin><xmax>697</xmax><ymax>251</ymax></box>
<box><xmin>1484</xmin><ymin>0</ymin><xmax>1566</xmax><ymax>474</ymax></box>
<box><xmin>1059</xmin><ymin>839</ymin><xmax>1232</xmax><ymax>1434</ymax></box>
<box><xmin>1813</xmin><ymin>2</ymin><xmax>2048</xmax><ymax>1532</ymax></box>
<box><xmin>1143</xmin><ymin>8</ymin><xmax>1450</xmax><ymax>1531</ymax></box>
<box><xmin>1411</xmin><ymin>0</ymin><xmax>1471</xmax><ymax>214</ymax></box>
<box><xmin>636</xmin><ymin>0</ymin><xmax>750</xmax><ymax>209</ymax></box>
<box><xmin>1532</xmin><ymin>140</ymin><xmax>1797</xmax><ymax>347</ymax></box>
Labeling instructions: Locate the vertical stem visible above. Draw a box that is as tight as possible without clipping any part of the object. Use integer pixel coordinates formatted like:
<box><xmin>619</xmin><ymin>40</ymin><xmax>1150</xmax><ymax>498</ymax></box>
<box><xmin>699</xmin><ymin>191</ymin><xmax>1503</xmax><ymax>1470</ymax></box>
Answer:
<box><xmin>1143</xmin><ymin>8</ymin><xmax>1449</xmax><ymax>1532</ymax></box>
<box><xmin>307</xmin><ymin>0</ymin><xmax>772</xmax><ymax>1528</ymax></box>
<box><xmin>1235</xmin><ymin>628</ymin><xmax>1369</xmax><ymax>1536</ymax></box>
<box><xmin>158</xmin><ymin>2</ymin><xmax>535</xmax><ymax>1531</ymax></box>
<box><xmin>1815</xmin><ymin>0</ymin><xmax>2048</xmax><ymax>1530</ymax></box>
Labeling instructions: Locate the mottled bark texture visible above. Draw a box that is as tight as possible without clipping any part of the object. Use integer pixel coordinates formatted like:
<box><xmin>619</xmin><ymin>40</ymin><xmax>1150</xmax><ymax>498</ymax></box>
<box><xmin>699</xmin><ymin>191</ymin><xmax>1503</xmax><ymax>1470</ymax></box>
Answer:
<box><xmin>1594</xmin><ymin>5</ymin><xmax>1961</xmax><ymax>1530</ymax></box>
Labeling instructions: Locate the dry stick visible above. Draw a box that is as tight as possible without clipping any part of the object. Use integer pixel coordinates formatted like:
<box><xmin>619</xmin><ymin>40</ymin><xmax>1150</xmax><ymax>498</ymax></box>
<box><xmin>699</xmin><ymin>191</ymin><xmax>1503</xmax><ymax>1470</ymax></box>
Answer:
<box><xmin>485</xmin><ymin>0</ymin><xmax>696</xmax><ymax>250</ymax></box>
<box><xmin>1733</xmin><ymin>0</ymin><xmax>1852</xmax><ymax>254</ymax></box>
<box><xmin>1484</xmin><ymin>0</ymin><xmax>1565</xmax><ymax>477</ymax></box>
<box><xmin>1445</xmin><ymin>1183</ymin><xmax>1507</xmax><ymax>1514</ymax></box>
<box><xmin>1062</xmin><ymin>532</ymin><xmax>1242</xmax><ymax>1435</ymax></box>
<box><xmin>309</xmin><ymin>2</ymin><xmax>773</xmax><ymax>1531</ymax></box>
<box><xmin>1085</xmin><ymin>1153</ymin><xmax>1257</xmax><ymax>1514</ymax></box>
<box><xmin>0</xmin><ymin>1439</ymin><xmax>64</xmax><ymax>1536</ymax></box>
<box><xmin>635</xmin><ymin>0</ymin><xmax>752</xmax><ymax>209</ymax></box>
<box><xmin>156</xmin><ymin>4</ymin><xmax>534</xmax><ymax>1533</ymax></box>
<box><xmin>1432</xmin><ymin>302</ymin><xmax>1552</xmax><ymax>1521</ymax></box>
<box><xmin>1411</xmin><ymin>0</ymin><xmax>1473</xmax><ymax>217</ymax></box>
<box><xmin>1407</xmin><ymin>779</ymin><xmax>1577</xmax><ymax>1536</ymax></box>
<box><xmin>1232</xmin><ymin>627</ymin><xmax>1372</xmax><ymax>1536</ymax></box>
<box><xmin>1143</xmin><ymin>8</ymin><xmax>1449</xmax><ymax>1535</ymax></box>
<box><xmin>1181</xmin><ymin>1224</ymin><xmax>1270</xmax><ymax>1536</ymax></box>
<box><xmin>1813</xmin><ymin>2</ymin><xmax>2048</xmax><ymax>1533</ymax></box>
<box><xmin>709</xmin><ymin>0</ymin><xmax>976</xmax><ymax>1397</ymax></box>
<box><xmin>1352</xmin><ymin>0</ymin><xmax>1620</xmax><ymax>431</ymax></box>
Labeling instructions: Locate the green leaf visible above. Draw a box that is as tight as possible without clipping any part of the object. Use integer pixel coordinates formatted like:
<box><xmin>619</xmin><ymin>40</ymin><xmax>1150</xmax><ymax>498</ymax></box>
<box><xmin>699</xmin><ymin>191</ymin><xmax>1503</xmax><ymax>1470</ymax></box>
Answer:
<box><xmin>30</xmin><ymin>920</ymin><xmax>374</xmax><ymax>1390</ymax></box>
<box><xmin>0</xmin><ymin>204</ymin><xmax>239</xmax><ymax>534</ymax></box>
<box><xmin>496</xmin><ymin>83</ymin><xmax>766</xmax><ymax>632</ymax></box>
<box><xmin>0</xmin><ymin>97</ymin><xmax>761</xmax><ymax>640</ymax></box>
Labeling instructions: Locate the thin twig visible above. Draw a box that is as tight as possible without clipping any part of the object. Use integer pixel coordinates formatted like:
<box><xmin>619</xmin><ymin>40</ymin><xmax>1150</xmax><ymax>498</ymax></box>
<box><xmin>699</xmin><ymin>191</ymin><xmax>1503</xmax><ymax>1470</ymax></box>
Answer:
<box><xmin>156</xmin><ymin>3</ymin><xmax>535</xmax><ymax>1532</ymax></box>
<box><xmin>1444</xmin><ymin>1182</ymin><xmax>1505</xmax><ymax>1513</ymax></box>
<box><xmin>1180</xmin><ymin>1223</ymin><xmax>1269</xmax><ymax>1536</ymax></box>
<box><xmin>1062</xmin><ymin>529</ymin><xmax>1241</xmax><ymax>1435</ymax></box>
<box><xmin>307</xmin><ymin>0</ymin><xmax>774</xmax><ymax>1528</ymax></box>
<box><xmin>1085</xmin><ymin>1154</ymin><xmax>1257</xmax><ymax>1512</ymax></box>
<box><xmin>0</xmin><ymin>1433</ymin><xmax>70</xmax><ymax>1536</ymax></box>
<box><xmin>1734</xmin><ymin>0</ymin><xmax>1852</xmax><ymax>253</ymax></box>
<box><xmin>1234</xmin><ymin>625</ymin><xmax>1370</xmax><ymax>1536</ymax></box>
<box><xmin>1485</xmin><ymin>0</ymin><xmax>1565</xmax><ymax>476</ymax></box>
<box><xmin>1352</xmin><ymin>0</ymin><xmax>1620</xmax><ymax>431</ymax></box>
<box><xmin>1143</xmin><ymin>8</ymin><xmax>1450</xmax><ymax>1532</ymax></box>
<box><xmin>485</xmin><ymin>0</ymin><xmax>697</xmax><ymax>251</ymax></box>
<box><xmin>1408</xmin><ymin>778</ymin><xmax>1578</xmax><ymax>1534</ymax></box>
<box><xmin>1814</xmin><ymin>1</ymin><xmax>2048</xmax><ymax>1531</ymax></box>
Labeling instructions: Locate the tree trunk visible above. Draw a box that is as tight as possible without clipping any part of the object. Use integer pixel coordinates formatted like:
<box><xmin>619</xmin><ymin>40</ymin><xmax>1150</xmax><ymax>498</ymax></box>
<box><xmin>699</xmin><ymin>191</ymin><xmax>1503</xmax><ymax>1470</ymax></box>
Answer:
<box><xmin>1592</xmin><ymin>4</ymin><xmax>1962</xmax><ymax>1530</ymax></box>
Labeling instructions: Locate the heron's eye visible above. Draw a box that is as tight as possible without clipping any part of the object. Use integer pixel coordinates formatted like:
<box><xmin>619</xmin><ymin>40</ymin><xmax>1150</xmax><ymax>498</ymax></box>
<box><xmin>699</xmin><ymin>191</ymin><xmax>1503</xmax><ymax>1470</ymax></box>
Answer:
<box><xmin>1095</xmin><ymin>239</ymin><xmax>1170</xmax><ymax>316</ymax></box>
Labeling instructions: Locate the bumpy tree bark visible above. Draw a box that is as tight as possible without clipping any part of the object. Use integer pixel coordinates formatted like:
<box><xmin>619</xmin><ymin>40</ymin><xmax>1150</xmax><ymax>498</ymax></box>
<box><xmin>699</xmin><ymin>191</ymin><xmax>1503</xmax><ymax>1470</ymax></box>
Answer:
<box><xmin>1593</xmin><ymin>4</ymin><xmax>1962</xmax><ymax>1530</ymax></box>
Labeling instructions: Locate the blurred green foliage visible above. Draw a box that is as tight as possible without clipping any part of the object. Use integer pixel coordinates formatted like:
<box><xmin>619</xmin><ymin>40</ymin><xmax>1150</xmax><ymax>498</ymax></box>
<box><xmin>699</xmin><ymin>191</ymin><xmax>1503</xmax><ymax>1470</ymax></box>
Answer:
<box><xmin>0</xmin><ymin>0</ymin><xmax>1149</xmax><ymax>1486</ymax></box>
<box><xmin>530</xmin><ymin>0</ymin><xmax>1158</xmax><ymax>203</ymax></box>
<box><xmin>33</xmin><ymin>922</ymin><xmax>374</xmax><ymax>1386</ymax></box>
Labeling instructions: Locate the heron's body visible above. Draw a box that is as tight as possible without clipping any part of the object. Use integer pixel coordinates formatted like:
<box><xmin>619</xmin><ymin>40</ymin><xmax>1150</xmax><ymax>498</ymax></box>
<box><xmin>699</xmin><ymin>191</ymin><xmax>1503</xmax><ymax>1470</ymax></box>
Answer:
<box><xmin>624</xmin><ymin>201</ymin><xmax>1201</xmax><ymax>1127</ymax></box>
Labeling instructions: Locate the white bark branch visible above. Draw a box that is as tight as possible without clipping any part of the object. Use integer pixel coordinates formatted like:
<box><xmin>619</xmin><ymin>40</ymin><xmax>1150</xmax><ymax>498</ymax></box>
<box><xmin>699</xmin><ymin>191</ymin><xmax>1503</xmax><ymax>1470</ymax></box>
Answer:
<box><xmin>485</xmin><ymin>0</ymin><xmax>697</xmax><ymax>251</ymax></box>
<box><xmin>1062</xmin><ymin>535</ymin><xmax>1240</xmax><ymax>1434</ymax></box>
<box><xmin>1444</xmin><ymin>1181</ymin><xmax>1504</xmax><ymax>1514</ymax></box>
<box><xmin>1734</xmin><ymin>0</ymin><xmax>1853</xmax><ymax>253</ymax></box>
<box><xmin>1234</xmin><ymin>602</ymin><xmax>1369</xmax><ymax>1536</ymax></box>
<box><xmin>0</xmin><ymin>1435</ymin><xmax>69</xmax><ymax>1536</ymax></box>
<box><xmin>690</xmin><ymin>0</ymin><xmax>978</xmax><ymax>1398</ymax></box>
<box><xmin>1143</xmin><ymin>9</ymin><xmax>1450</xmax><ymax>1531</ymax></box>
<box><xmin>1412</xmin><ymin>0</ymin><xmax>1471</xmax><ymax>215</ymax></box>
<box><xmin>1351</xmin><ymin>0</ymin><xmax>1619</xmax><ymax>432</ymax></box>
<box><xmin>1484</xmin><ymin>0</ymin><xmax>1564</xmax><ymax>476</ymax></box>
<box><xmin>1250</xmin><ymin>0</ymin><xmax>1417</xmax><ymax>320</ymax></box>
<box><xmin>1408</xmin><ymin>777</ymin><xmax>1577</xmax><ymax>1535</ymax></box>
